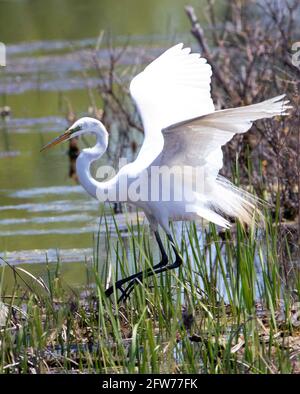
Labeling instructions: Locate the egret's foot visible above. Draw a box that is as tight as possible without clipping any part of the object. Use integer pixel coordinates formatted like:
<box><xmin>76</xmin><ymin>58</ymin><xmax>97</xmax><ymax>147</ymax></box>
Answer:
<box><xmin>105</xmin><ymin>281</ymin><xmax>128</xmax><ymax>298</ymax></box>
<box><xmin>104</xmin><ymin>278</ymin><xmax>142</xmax><ymax>303</ymax></box>
<box><xmin>118</xmin><ymin>255</ymin><xmax>183</xmax><ymax>302</ymax></box>
<box><xmin>105</xmin><ymin>273</ymin><xmax>144</xmax><ymax>299</ymax></box>
<box><xmin>117</xmin><ymin>278</ymin><xmax>143</xmax><ymax>302</ymax></box>
<box><xmin>105</xmin><ymin>256</ymin><xmax>168</xmax><ymax>300</ymax></box>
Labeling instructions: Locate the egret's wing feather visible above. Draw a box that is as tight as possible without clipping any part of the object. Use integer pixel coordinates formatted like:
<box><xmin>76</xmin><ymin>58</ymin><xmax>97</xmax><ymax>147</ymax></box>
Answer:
<box><xmin>158</xmin><ymin>95</ymin><xmax>290</xmax><ymax>225</ymax></box>
<box><xmin>129</xmin><ymin>44</ymin><xmax>214</xmax><ymax>173</ymax></box>
<box><xmin>160</xmin><ymin>94</ymin><xmax>291</xmax><ymax>172</ymax></box>
<box><xmin>130</xmin><ymin>43</ymin><xmax>214</xmax><ymax>131</ymax></box>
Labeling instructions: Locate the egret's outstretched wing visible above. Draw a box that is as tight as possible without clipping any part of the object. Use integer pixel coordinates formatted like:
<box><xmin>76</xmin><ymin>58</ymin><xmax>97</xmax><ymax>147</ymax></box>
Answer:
<box><xmin>157</xmin><ymin>95</ymin><xmax>291</xmax><ymax>225</ymax></box>
<box><xmin>159</xmin><ymin>95</ymin><xmax>290</xmax><ymax>173</ymax></box>
<box><xmin>130</xmin><ymin>43</ymin><xmax>214</xmax><ymax>171</ymax></box>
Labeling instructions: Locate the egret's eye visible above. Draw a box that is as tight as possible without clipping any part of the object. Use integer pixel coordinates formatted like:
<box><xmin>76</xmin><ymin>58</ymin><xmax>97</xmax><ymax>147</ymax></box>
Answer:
<box><xmin>70</xmin><ymin>125</ymin><xmax>81</xmax><ymax>133</ymax></box>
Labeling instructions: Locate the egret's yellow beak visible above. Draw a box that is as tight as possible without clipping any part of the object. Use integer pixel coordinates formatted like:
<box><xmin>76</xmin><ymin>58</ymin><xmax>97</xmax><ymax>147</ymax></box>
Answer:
<box><xmin>40</xmin><ymin>129</ymin><xmax>72</xmax><ymax>152</ymax></box>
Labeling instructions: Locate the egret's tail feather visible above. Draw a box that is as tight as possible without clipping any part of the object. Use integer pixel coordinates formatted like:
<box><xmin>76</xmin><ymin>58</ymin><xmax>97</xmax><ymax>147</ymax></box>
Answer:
<box><xmin>188</xmin><ymin>202</ymin><xmax>231</xmax><ymax>228</ymax></box>
<box><xmin>212</xmin><ymin>175</ymin><xmax>264</xmax><ymax>226</ymax></box>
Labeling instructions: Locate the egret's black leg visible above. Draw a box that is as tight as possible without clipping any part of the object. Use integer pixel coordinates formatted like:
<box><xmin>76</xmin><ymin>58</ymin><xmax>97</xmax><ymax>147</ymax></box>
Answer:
<box><xmin>105</xmin><ymin>231</ymin><xmax>169</xmax><ymax>298</ymax></box>
<box><xmin>118</xmin><ymin>234</ymin><xmax>183</xmax><ymax>302</ymax></box>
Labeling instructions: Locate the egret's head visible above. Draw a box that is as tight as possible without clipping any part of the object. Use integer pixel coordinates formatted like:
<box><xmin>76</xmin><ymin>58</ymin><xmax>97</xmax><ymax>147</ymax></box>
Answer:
<box><xmin>40</xmin><ymin>117</ymin><xmax>107</xmax><ymax>152</ymax></box>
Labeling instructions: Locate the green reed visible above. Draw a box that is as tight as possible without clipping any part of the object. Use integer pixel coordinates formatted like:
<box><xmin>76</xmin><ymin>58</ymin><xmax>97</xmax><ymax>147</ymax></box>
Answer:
<box><xmin>0</xmin><ymin>200</ymin><xmax>299</xmax><ymax>374</ymax></box>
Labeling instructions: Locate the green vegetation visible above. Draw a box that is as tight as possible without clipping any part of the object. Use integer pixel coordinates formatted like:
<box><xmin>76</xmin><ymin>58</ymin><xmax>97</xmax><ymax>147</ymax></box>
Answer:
<box><xmin>1</xmin><ymin>205</ymin><xmax>299</xmax><ymax>374</ymax></box>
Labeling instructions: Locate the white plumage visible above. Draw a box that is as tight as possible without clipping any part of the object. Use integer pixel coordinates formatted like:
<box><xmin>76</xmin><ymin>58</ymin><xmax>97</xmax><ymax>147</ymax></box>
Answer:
<box><xmin>130</xmin><ymin>43</ymin><xmax>214</xmax><ymax>131</ymax></box>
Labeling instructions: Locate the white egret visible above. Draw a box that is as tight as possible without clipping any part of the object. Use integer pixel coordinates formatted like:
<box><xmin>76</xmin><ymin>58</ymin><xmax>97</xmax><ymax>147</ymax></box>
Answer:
<box><xmin>41</xmin><ymin>43</ymin><xmax>290</xmax><ymax>301</ymax></box>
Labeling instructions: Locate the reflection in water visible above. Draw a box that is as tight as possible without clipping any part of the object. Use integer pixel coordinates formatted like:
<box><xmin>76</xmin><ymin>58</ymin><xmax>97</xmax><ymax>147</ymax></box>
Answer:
<box><xmin>0</xmin><ymin>200</ymin><xmax>98</xmax><ymax>213</ymax></box>
<box><xmin>0</xmin><ymin>214</ymin><xmax>94</xmax><ymax>225</ymax></box>
<box><xmin>9</xmin><ymin>185</ymin><xmax>85</xmax><ymax>198</ymax></box>
<box><xmin>0</xmin><ymin>247</ymin><xmax>93</xmax><ymax>265</ymax></box>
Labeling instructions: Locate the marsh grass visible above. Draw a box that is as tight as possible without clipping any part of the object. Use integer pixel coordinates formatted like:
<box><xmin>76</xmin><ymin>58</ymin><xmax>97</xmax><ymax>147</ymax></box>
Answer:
<box><xmin>0</xmin><ymin>205</ymin><xmax>299</xmax><ymax>374</ymax></box>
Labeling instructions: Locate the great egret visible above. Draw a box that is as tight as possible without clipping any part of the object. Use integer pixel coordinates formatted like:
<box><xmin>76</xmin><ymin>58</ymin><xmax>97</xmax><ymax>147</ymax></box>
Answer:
<box><xmin>41</xmin><ymin>43</ymin><xmax>290</xmax><ymax>301</ymax></box>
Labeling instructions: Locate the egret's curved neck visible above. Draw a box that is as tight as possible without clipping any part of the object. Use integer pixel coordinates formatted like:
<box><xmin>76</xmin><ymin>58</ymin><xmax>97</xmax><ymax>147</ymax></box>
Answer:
<box><xmin>76</xmin><ymin>127</ymin><xmax>114</xmax><ymax>201</ymax></box>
